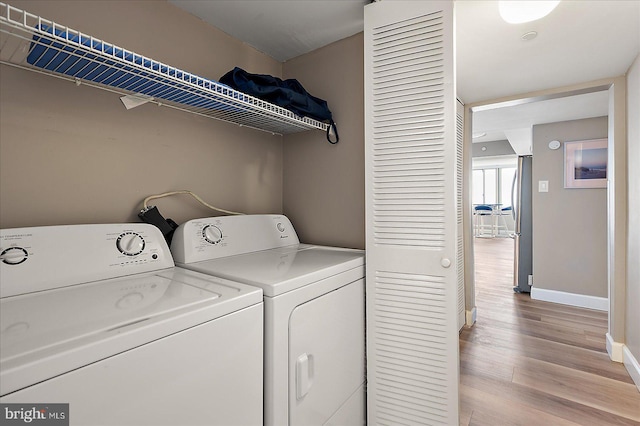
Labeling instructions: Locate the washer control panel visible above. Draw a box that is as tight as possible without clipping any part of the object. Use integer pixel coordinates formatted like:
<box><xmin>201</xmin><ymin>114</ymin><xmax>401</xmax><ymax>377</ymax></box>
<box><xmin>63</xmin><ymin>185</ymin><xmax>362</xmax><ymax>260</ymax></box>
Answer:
<box><xmin>0</xmin><ymin>224</ymin><xmax>174</xmax><ymax>298</ymax></box>
<box><xmin>171</xmin><ymin>214</ymin><xmax>300</xmax><ymax>264</ymax></box>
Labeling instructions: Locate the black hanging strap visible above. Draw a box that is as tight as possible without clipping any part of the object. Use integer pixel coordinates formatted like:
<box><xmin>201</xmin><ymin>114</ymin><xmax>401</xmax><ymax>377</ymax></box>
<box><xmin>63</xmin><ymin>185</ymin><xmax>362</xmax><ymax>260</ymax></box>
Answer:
<box><xmin>327</xmin><ymin>120</ymin><xmax>339</xmax><ymax>144</ymax></box>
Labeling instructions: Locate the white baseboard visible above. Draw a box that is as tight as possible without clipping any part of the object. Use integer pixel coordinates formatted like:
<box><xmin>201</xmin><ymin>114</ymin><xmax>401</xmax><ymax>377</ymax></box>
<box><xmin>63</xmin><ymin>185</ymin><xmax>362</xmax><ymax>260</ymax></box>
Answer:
<box><xmin>606</xmin><ymin>332</ymin><xmax>624</xmax><ymax>363</ymax></box>
<box><xmin>465</xmin><ymin>307</ymin><xmax>477</xmax><ymax>327</ymax></box>
<box><xmin>623</xmin><ymin>346</ymin><xmax>640</xmax><ymax>392</ymax></box>
<box><xmin>530</xmin><ymin>287</ymin><xmax>608</xmax><ymax>311</ymax></box>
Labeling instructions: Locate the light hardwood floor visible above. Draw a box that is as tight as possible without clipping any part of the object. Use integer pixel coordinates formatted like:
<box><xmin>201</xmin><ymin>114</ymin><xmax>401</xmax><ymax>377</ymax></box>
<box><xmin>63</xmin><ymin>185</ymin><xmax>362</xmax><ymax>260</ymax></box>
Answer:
<box><xmin>459</xmin><ymin>237</ymin><xmax>640</xmax><ymax>426</ymax></box>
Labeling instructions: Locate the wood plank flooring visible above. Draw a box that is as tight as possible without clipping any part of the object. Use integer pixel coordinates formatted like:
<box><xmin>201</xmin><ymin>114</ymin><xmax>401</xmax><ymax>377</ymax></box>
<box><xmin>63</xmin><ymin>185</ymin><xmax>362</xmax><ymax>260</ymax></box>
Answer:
<box><xmin>459</xmin><ymin>237</ymin><xmax>640</xmax><ymax>425</ymax></box>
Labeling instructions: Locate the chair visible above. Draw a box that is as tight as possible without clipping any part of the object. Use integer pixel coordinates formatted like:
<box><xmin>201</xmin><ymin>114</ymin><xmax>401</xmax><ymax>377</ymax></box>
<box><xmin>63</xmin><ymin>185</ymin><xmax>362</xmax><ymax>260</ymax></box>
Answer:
<box><xmin>497</xmin><ymin>206</ymin><xmax>514</xmax><ymax>237</ymax></box>
<box><xmin>474</xmin><ymin>204</ymin><xmax>495</xmax><ymax>237</ymax></box>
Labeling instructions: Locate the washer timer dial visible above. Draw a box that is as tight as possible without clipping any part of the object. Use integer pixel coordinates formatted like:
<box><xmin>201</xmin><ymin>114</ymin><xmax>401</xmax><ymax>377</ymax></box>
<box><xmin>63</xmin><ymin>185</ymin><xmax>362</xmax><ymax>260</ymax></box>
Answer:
<box><xmin>116</xmin><ymin>232</ymin><xmax>146</xmax><ymax>256</ymax></box>
<box><xmin>202</xmin><ymin>225</ymin><xmax>223</xmax><ymax>245</ymax></box>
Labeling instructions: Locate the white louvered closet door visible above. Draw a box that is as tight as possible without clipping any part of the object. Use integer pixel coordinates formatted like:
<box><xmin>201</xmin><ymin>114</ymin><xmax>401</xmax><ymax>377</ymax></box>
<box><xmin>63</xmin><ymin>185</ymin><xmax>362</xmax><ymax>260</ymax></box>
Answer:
<box><xmin>364</xmin><ymin>1</ymin><xmax>459</xmax><ymax>425</ymax></box>
<box><xmin>456</xmin><ymin>99</ymin><xmax>465</xmax><ymax>331</ymax></box>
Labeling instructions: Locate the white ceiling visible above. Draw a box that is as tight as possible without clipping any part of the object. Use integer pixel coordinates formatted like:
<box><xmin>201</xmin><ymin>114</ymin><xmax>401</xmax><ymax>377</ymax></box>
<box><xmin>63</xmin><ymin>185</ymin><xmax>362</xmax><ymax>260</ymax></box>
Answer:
<box><xmin>170</xmin><ymin>0</ymin><xmax>640</xmax><ymax>147</ymax></box>
<box><xmin>168</xmin><ymin>0</ymin><xmax>368</xmax><ymax>63</ymax></box>
<box><xmin>456</xmin><ymin>0</ymin><xmax>639</xmax><ymax>103</ymax></box>
<box><xmin>471</xmin><ymin>90</ymin><xmax>610</xmax><ymax>154</ymax></box>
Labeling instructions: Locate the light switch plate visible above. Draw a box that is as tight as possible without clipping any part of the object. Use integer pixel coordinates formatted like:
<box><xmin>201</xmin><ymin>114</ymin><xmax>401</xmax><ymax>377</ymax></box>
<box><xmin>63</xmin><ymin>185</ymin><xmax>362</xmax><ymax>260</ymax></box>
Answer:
<box><xmin>539</xmin><ymin>180</ymin><xmax>549</xmax><ymax>192</ymax></box>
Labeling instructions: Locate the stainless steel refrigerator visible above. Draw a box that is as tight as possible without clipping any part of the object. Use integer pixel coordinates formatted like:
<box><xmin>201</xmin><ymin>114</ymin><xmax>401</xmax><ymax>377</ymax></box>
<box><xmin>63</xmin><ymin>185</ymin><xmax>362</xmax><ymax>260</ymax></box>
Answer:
<box><xmin>513</xmin><ymin>155</ymin><xmax>533</xmax><ymax>293</ymax></box>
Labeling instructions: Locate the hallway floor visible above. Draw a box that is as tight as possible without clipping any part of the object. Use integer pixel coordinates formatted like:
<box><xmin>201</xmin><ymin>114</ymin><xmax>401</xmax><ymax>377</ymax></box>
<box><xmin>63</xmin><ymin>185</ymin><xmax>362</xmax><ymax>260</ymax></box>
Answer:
<box><xmin>459</xmin><ymin>237</ymin><xmax>640</xmax><ymax>425</ymax></box>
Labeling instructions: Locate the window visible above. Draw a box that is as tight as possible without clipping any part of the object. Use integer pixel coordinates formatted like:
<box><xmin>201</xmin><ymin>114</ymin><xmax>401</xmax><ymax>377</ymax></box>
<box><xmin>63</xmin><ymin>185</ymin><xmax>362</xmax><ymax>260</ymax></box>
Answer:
<box><xmin>472</xmin><ymin>169</ymin><xmax>484</xmax><ymax>204</ymax></box>
<box><xmin>473</xmin><ymin>166</ymin><xmax>517</xmax><ymax>207</ymax></box>
<box><xmin>500</xmin><ymin>167</ymin><xmax>517</xmax><ymax>208</ymax></box>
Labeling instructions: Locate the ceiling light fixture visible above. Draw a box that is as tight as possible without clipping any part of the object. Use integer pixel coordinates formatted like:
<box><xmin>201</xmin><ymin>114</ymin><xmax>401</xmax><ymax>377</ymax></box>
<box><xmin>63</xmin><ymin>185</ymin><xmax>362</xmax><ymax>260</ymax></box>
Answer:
<box><xmin>499</xmin><ymin>1</ymin><xmax>560</xmax><ymax>24</ymax></box>
<box><xmin>473</xmin><ymin>132</ymin><xmax>487</xmax><ymax>139</ymax></box>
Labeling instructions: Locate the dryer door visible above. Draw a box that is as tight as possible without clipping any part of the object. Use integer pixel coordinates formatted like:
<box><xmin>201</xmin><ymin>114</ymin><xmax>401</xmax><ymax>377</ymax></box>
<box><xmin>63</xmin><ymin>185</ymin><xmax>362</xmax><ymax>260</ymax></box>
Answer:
<box><xmin>288</xmin><ymin>279</ymin><xmax>365</xmax><ymax>426</ymax></box>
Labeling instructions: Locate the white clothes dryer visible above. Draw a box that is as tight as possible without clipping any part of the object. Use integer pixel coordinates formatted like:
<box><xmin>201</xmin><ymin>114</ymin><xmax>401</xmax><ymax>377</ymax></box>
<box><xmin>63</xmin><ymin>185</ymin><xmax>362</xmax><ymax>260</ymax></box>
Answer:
<box><xmin>0</xmin><ymin>224</ymin><xmax>263</xmax><ymax>426</ymax></box>
<box><xmin>171</xmin><ymin>215</ymin><xmax>366</xmax><ymax>426</ymax></box>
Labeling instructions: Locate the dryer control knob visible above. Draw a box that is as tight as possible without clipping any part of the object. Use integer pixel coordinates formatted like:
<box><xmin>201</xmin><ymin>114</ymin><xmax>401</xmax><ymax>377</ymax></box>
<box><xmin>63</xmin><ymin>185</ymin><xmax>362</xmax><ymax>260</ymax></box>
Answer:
<box><xmin>202</xmin><ymin>225</ymin><xmax>223</xmax><ymax>245</ymax></box>
<box><xmin>116</xmin><ymin>232</ymin><xmax>145</xmax><ymax>256</ymax></box>
<box><xmin>0</xmin><ymin>247</ymin><xmax>28</xmax><ymax>265</ymax></box>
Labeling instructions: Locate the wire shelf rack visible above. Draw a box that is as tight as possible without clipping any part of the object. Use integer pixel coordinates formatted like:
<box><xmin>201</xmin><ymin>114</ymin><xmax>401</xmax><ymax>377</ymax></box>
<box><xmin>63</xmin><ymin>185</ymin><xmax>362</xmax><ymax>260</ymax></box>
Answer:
<box><xmin>0</xmin><ymin>2</ymin><xmax>329</xmax><ymax>136</ymax></box>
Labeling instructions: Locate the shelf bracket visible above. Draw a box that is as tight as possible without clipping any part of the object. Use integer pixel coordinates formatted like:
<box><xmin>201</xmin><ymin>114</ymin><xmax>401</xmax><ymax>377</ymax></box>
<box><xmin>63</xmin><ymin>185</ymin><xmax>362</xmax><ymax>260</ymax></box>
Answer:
<box><xmin>120</xmin><ymin>94</ymin><xmax>154</xmax><ymax>110</ymax></box>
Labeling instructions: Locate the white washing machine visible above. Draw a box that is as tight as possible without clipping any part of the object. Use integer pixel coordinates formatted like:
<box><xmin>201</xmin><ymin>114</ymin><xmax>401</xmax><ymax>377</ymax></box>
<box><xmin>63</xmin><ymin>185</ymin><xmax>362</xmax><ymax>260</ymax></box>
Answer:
<box><xmin>170</xmin><ymin>214</ymin><xmax>366</xmax><ymax>426</ymax></box>
<box><xmin>0</xmin><ymin>223</ymin><xmax>263</xmax><ymax>426</ymax></box>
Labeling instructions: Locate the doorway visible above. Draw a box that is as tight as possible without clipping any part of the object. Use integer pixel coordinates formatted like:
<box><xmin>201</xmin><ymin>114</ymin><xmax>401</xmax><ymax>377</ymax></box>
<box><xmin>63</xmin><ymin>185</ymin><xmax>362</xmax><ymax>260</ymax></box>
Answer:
<box><xmin>472</xmin><ymin>160</ymin><xmax>517</xmax><ymax>238</ymax></box>
<box><xmin>463</xmin><ymin>80</ymin><xmax>627</xmax><ymax>363</ymax></box>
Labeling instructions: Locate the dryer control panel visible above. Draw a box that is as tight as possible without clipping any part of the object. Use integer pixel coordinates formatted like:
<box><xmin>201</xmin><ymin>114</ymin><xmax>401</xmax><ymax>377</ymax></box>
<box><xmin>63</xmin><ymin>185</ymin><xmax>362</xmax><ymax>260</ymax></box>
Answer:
<box><xmin>0</xmin><ymin>224</ymin><xmax>174</xmax><ymax>298</ymax></box>
<box><xmin>171</xmin><ymin>214</ymin><xmax>300</xmax><ymax>264</ymax></box>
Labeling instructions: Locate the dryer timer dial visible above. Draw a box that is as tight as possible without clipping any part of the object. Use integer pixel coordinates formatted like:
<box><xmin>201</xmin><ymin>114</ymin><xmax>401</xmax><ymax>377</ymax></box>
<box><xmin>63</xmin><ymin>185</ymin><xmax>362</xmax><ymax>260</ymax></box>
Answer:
<box><xmin>202</xmin><ymin>225</ymin><xmax>223</xmax><ymax>244</ymax></box>
<box><xmin>116</xmin><ymin>232</ymin><xmax>145</xmax><ymax>256</ymax></box>
<box><xmin>0</xmin><ymin>247</ymin><xmax>29</xmax><ymax>265</ymax></box>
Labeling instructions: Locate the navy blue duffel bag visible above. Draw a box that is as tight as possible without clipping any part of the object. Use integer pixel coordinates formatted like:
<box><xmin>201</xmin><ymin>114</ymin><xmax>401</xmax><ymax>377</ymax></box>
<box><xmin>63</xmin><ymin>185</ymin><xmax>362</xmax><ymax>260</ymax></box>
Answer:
<box><xmin>220</xmin><ymin>67</ymin><xmax>339</xmax><ymax>144</ymax></box>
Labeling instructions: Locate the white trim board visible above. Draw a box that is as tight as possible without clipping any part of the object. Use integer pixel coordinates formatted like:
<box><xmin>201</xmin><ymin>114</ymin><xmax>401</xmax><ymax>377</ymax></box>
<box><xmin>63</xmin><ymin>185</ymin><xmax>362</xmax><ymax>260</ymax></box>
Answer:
<box><xmin>624</xmin><ymin>346</ymin><xmax>640</xmax><ymax>392</ymax></box>
<box><xmin>607</xmin><ymin>332</ymin><xmax>625</xmax><ymax>362</ymax></box>
<box><xmin>466</xmin><ymin>307</ymin><xmax>477</xmax><ymax>327</ymax></box>
<box><xmin>607</xmin><ymin>334</ymin><xmax>640</xmax><ymax>390</ymax></box>
<box><xmin>530</xmin><ymin>287</ymin><xmax>608</xmax><ymax>311</ymax></box>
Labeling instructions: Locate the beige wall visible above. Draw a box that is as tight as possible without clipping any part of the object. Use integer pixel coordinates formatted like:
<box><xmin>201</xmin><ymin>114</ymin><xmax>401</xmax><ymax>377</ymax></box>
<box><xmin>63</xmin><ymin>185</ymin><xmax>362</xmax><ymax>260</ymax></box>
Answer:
<box><xmin>0</xmin><ymin>1</ymin><xmax>286</xmax><ymax>229</ymax></box>
<box><xmin>282</xmin><ymin>33</ymin><xmax>365</xmax><ymax>249</ymax></box>
<box><xmin>532</xmin><ymin>117</ymin><xmax>609</xmax><ymax>298</ymax></box>
<box><xmin>626</xmin><ymin>54</ymin><xmax>640</xmax><ymax>363</ymax></box>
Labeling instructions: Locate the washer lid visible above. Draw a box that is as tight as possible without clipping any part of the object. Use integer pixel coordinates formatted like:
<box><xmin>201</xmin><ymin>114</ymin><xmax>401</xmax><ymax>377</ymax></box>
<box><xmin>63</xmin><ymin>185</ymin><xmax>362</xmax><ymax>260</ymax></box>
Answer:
<box><xmin>0</xmin><ymin>267</ymin><xmax>262</xmax><ymax>396</ymax></box>
<box><xmin>181</xmin><ymin>245</ymin><xmax>364</xmax><ymax>297</ymax></box>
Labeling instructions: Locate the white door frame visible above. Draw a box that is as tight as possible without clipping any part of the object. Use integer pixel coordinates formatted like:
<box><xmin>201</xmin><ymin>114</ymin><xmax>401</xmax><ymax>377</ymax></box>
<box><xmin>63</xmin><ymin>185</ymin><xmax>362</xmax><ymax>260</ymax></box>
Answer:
<box><xmin>462</xmin><ymin>76</ymin><xmax>628</xmax><ymax>362</ymax></box>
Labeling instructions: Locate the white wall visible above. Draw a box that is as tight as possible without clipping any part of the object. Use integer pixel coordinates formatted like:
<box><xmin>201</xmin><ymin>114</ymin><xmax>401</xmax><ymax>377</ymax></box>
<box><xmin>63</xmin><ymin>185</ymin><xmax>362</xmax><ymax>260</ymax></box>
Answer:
<box><xmin>625</xmin><ymin>54</ymin><xmax>640</xmax><ymax>376</ymax></box>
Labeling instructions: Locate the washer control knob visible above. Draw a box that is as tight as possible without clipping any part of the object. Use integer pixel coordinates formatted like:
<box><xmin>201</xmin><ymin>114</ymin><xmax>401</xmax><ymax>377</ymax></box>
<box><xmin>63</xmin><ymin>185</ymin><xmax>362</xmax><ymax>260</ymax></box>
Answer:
<box><xmin>0</xmin><ymin>247</ymin><xmax>29</xmax><ymax>265</ymax></box>
<box><xmin>116</xmin><ymin>232</ymin><xmax>145</xmax><ymax>256</ymax></box>
<box><xmin>202</xmin><ymin>225</ymin><xmax>223</xmax><ymax>244</ymax></box>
